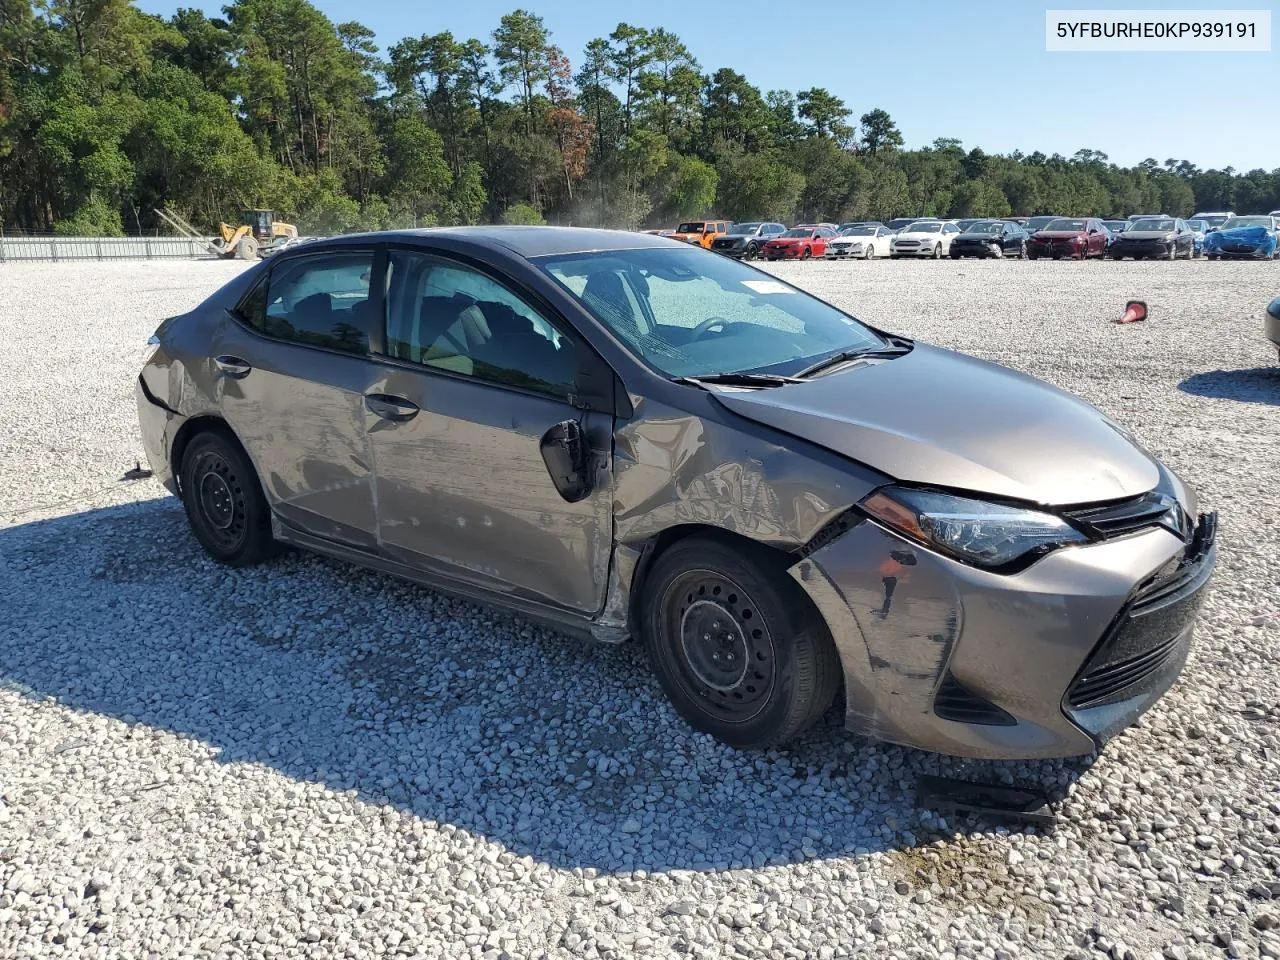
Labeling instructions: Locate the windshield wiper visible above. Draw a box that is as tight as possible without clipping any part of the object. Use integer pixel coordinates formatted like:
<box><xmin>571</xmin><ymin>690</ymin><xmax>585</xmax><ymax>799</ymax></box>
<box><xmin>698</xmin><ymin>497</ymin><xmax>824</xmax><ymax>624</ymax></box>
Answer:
<box><xmin>795</xmin><ymin>343</ymin><xmax>911</xmax><ymax>379</ymax></box>
<box><xmin>675</xmin><ymin>372</ymin><xmax>806</xmax><ymax>388</ymax></box>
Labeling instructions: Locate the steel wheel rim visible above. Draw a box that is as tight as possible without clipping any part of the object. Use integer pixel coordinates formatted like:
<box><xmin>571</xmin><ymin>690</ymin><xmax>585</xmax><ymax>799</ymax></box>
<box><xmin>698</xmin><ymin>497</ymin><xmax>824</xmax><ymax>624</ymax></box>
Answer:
<box><xmin>192</xmin><ymin>451</ymin><xmax>247</xmax><ymax>549</ymax></box>
<box><xmin>665</xmin><ymin>570</ymin><xmax>776</xmax><ymax>723</ymax></box>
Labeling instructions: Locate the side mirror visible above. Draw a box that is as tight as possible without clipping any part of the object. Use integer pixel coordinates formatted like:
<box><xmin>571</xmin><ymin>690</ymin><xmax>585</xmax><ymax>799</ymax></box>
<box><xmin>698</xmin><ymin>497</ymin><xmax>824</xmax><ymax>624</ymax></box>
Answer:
<box><xmin>540</xmin><ymin>420</ymin><xmax>592</xmax><ymax>502</ymax></box>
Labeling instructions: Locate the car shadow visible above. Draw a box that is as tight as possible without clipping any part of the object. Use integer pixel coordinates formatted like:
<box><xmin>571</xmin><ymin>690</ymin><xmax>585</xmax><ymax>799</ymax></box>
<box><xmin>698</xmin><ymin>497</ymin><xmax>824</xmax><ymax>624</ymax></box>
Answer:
<box><xmin>1178</xmin><ymin>367</ymin><xmax>1280</xmax><ymax>405</ymax></box>
<box><xmin>0</xmin><ymin>498</ymin><xmax>1096</xmax><ymax>873</ymax></box>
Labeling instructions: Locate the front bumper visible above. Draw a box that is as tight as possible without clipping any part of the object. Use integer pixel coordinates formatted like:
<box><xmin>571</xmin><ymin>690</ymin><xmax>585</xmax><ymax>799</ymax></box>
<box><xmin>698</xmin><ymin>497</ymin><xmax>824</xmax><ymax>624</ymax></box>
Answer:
<box><xmin>789</xmin><ymin>512</ymin><xmax>1216</xmax><ymax>759</ymax></box>
<box><xmin>1206</xmin><ymin>242</ymin><xmax>1273</xmax><ymax>259</ymax></box>
<box><xmin>890</xmin><ymin>245</ymin><xmax>937</xmax><ymax>258</ymax></box>
<box><xmin>1112</xmin><ymin>241</ymin><xmax>1172</xmax><ymax>258</ymax></box>
<box><xmin>764</xmin><ymin>246</ymin><xmax>805</xmax><ymax>259</ymax></box>
<box><xmin>951</xmin><ymin>241</ymin><xmax>1000</xmax><ymax>258</ymax></box>
<box><xmin>136</xmin><ymin>374</ymin><xmax>182</xmax><ymax>495</ymax></box>
<box><xmin>711</xmin><ymin>241</ymin><xmax>748</xmax><ymax>257</ymax></box>
<box><xmin>825</xmin><ymin>244</ymin><xmax>864</xmax><ymax>259</ymax></box>
<box><xmin>1028</xmin><ymin>240</ymin><xmax>1084</xmax><ymax>258</ymax></box>
<box><xmin>1265</xmin><ymin>303</ymin><xmax>1280</xmax><ymax>350</ymax></box>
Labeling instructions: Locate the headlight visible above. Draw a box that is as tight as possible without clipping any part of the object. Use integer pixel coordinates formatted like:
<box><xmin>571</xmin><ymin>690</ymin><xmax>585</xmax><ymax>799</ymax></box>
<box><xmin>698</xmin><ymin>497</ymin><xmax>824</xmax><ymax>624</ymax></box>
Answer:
<box><xmin>860</xmin><ymin>486</ymin><xmax>1087</xmax><ymax>569</ymax></box>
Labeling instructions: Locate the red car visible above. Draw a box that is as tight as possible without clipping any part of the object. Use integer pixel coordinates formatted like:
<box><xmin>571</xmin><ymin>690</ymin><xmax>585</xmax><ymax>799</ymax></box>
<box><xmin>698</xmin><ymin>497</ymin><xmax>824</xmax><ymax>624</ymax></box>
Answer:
<box><xmin>762</xmin><ymin>225</ymin><xmax>838</xmax><ymax>260</ymax></box>
<box><xmin>1025</xmin><ymin>217</ymin><xmax>1109</xmax><ymax>260</ymax></box>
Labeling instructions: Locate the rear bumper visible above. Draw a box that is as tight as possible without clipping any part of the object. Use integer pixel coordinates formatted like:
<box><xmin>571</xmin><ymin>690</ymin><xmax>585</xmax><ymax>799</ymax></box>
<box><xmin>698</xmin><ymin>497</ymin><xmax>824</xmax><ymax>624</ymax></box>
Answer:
<box><xmin>789</xmin><ymin>512</ymin><xmax>1216</xmax><ymax>759</ymax></box>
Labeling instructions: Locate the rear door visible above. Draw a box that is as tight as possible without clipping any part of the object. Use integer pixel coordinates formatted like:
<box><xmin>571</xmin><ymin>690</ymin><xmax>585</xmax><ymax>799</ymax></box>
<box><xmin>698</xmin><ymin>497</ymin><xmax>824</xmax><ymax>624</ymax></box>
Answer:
<box><xmin>215</xmin><ymin>247</ymin><xmax>382</xmax><ymax>548</ymax></box>
<box><xmin>366</xmin><ymin>248</ymin><xmax>614</xmax><ymax>613</ymax></box>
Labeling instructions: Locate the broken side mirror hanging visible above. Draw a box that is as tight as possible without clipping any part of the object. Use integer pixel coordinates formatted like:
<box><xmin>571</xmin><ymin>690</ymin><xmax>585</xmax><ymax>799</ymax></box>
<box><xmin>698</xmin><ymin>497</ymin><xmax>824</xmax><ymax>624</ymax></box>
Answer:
<box><xmin>540</xmin><ymin>420</ymin><xmax>592</xmax><ymax>503</ymax></box>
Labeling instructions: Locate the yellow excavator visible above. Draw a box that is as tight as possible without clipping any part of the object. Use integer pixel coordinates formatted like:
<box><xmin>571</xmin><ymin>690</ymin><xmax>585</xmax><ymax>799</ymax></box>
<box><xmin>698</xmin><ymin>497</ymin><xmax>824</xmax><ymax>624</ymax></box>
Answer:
<box><xmin>155</xmin><ymin>207</ymin><xmax>299</xmax><ymax>260</ymax></box>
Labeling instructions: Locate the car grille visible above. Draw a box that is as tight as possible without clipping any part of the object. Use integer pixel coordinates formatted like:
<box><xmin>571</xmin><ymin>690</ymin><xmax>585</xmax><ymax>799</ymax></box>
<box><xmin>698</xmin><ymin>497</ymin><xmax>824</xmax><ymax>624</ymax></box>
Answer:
<box><xmin>1065</xmin><ymin>513</ymin><xmax>1216</xmax><ymax>710</ymax></box>
<box><xmin>894</xmin><ymin>241</ymin><xmax>920</xmax><ymax>247</ymax></box>
<box><xmin>1063</xmin><ymin>492</ymin><xmax>1188</xmax><ymax>539</ymax></box>
<box><xmin>1223</xmin><ymin>244</ymin><xmax>1256</xmax><ymax>253</ymax></box>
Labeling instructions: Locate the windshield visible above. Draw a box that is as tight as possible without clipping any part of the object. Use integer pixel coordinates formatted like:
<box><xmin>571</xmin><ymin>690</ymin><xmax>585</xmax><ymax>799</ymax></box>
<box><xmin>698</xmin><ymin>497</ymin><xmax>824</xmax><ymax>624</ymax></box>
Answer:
<box><xmin>1044</xmin><ymin>218</ymin><xmax>1087</xmax><ymax>232</ymax></box>
<box><xmin>839</xmin><ymin>226</ymin><xmax>876</xmax><ymax>236</ymax></box>
<box><xmin>1221</xmin><ymin>216</ymin><xmax>1271</xmax><ymax>229</ymax></box>
<box><xmin>903</xmin><ymin>222</ymin><xmax>943</xmax><ymax>234</ymax></box>
<box><xmin>780</xmin><ymin>228</ymin><xmax>812</xmax><ymax>238</ymax></box>
<box><xmin>727</xmin><ymin>222</ymin><xmax>761</xmax><ymax>235</ymax></box>
<box><xmin>1129</xmin><ymin>218</ymin><xmax>1175</xmax><ymax>231</ymax></box>
<box><xmin>675</xmin><ymin>222</ymin><xmax>705</xmax><ymax>233</ymax></box>
<box><xmin>965</xmin><ymin>221</ymin><xmax>1004</xmax><ymax>235</ymax></box>
<box><xmin>539</xmin><ymin>246</ymin><xmax>887</xmax><ymax>378</ymax></box>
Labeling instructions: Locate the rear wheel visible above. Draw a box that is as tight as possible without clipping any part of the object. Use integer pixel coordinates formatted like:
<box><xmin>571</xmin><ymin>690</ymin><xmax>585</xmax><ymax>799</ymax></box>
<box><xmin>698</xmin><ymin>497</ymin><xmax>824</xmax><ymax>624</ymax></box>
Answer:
<box><xmin>179</xmin><ymin>431</ymin><xmax>275</xmax><ymax>566</ymax></box>
<box><xmin>641</xmin><ymin>537</ymin><xmax>840</xmax><ymax>749</ymax></box>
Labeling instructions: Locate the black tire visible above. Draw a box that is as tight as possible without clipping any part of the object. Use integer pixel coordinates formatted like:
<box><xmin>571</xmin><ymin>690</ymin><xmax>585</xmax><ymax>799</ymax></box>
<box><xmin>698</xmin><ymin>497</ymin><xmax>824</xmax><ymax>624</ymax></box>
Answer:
<box><xmin>931</xmin><ymin>245</ymin><xmax>942</xmax><ymax>259</ymax></box>
<box><xmin>641</xmin><ymin>536</ymin><xmax>840</xmax><ymax>749</ymax></box>
<box><xmin>179</xmin><ymin>430</ymin><xmax>275</xmax><ymax>567</ymax></box>
<box><xmin>1017</xmin><ymin>241</ymin><xmax>1027</xmax><ymax>259</ymax></box>
<box><xmin>744</xmin><ymin>242</ymin><xmax>758</xmax><ymax>261</ymax></box>
<box><xmin>862</xmin><ymin>243</ymin><xmax>874</xmax><ymax>260</ymax></box>
<box><xmin>1167</xmin><ymin>243</ymin><xmax>1177</xmax><ymax>261</ymax></box>
<box><xmin>801</xmin><ymin>247</ymin><xmax>811</xmax><ymax>260</ymax></box>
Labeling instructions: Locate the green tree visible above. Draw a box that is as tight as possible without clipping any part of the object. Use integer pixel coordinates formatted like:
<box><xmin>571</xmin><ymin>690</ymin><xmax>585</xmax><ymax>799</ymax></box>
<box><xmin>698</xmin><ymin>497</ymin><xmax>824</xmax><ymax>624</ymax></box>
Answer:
<box><xmin>859</xmin><ymin>108</ymin><xmax>902</xmax><ymax>155</ymax></box>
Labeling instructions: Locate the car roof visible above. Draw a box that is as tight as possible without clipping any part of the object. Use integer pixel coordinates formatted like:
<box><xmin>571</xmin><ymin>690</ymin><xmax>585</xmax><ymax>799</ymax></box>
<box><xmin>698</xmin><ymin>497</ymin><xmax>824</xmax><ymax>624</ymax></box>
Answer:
<box><xmin>291</xmin><ymin>226</ymin><xmax>674</xmax><ymax>259</ymax></box>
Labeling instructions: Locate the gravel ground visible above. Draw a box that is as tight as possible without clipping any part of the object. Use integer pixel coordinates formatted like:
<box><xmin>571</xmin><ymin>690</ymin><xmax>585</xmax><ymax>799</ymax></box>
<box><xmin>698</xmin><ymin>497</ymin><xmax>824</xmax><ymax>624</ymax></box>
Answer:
<box><xmin>1</xmin><ymin>257</ymin><xmax>1278</xmax><ymax>960</ymax></box>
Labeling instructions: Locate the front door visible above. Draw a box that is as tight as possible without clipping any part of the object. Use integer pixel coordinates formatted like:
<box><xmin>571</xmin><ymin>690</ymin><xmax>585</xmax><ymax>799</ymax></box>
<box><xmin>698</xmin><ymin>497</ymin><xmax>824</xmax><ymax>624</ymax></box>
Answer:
<box><xmin>366</xmin><ymin>249</ymin><xmax>613</xmax><ymax>613</ymax></box>
<box><xmin>214</xmin><ymin>247</ymin><xmax>381</xmax><ymax>548</ymax></box>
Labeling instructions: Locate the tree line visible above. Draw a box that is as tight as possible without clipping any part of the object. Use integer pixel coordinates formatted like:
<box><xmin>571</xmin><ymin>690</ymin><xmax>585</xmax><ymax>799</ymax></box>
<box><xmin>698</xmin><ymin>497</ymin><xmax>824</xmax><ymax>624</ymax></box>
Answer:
<box><xmin>2</xmin><ymin>0</ymin><xmax>1278</xmax><ymax>236</ymax></box>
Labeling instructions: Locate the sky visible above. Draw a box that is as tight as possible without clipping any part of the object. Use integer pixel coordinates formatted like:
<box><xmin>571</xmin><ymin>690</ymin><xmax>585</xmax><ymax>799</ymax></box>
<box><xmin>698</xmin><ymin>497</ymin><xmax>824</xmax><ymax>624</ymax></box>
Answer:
<box><xmin>134</xmin><ymin>0</ymin><xmax>1279</xmax><ymax>172</ymax></box>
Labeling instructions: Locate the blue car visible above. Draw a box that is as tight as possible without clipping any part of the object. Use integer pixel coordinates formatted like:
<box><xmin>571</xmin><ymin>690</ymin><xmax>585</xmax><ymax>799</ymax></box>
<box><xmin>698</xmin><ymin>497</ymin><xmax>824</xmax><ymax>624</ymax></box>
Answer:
<box><xmin>1204</xmin><ymin>215</ymin><xmax>1280</xmax><ymax>260</ymax></box>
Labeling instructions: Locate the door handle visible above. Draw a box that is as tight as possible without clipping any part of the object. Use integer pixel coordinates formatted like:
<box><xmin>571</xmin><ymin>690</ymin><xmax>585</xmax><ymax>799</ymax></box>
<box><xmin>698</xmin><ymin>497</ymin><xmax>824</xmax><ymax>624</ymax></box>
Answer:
<box><xmin>214</xmin><ymin>355</ymin><xmax>252</xmax><ymax>378</ymax></box>
<box><xmin>364</xmin><ymin>393</ymin><xmax>419</xmax><ymax>422</ymax></box>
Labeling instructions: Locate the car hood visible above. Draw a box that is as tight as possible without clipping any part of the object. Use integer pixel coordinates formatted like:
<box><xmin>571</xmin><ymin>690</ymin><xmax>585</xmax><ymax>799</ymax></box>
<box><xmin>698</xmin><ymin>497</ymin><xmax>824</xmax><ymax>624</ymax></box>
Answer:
<box><xmin>1119</xmin><ymin>230</ymin><xmax>1173</xmax><ymax>241</ymax></box>
<box><xmin>767</xmin><ymin>237</ymin><xmax>808</xmax><ymax>244</ymax></box>
<box><xmin>954</xmin><ymin>232</ymin><xmax>1003</xmax><ymax>241</ymax></box>
<box><xmin>893</xmin><ymin>231</ymin><xmax>943</xmax><ymax>241</ymax></box>
<box><xmin>1030</xmin><ymin>230</ymin><xmax>1086</xmax><ymax>239</ymax></box>
<box><xmin>711</xmin><ymin>343</ymin><xmax>1159</xmax><ymax>506</ymax></box>
<box><xmin>1209</xmin><ymin>225</ymin><xmax>1271</xmax><ymax>241</ymax></box>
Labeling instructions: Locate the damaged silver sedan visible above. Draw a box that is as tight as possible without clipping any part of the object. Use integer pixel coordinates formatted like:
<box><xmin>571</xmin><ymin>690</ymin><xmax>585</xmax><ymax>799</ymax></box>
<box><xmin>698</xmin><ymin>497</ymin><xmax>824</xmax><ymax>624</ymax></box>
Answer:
<box><xmin>136</xmin><ymin>227</ymin><xmax>1216</xmax><ymax>759</ymax></box>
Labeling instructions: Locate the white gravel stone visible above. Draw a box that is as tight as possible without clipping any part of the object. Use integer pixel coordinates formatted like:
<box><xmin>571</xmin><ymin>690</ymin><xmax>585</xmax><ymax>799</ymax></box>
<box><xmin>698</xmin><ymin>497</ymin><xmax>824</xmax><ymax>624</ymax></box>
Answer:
<box><xmin>1</xmin><ymin>257</ymin><xmax>1278</xmax><ymax>958</ymax></box>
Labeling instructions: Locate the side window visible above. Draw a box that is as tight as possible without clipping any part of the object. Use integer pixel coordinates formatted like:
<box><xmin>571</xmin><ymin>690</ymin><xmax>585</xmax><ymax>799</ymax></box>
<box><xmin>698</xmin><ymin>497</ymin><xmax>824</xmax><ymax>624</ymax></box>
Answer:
<box><xmin>717</xmin><ymin>222</ymin><xmax>727</xmax><ymax>233</ymax></box>
<box><xmin>384</xmin><ymin>252</ymin><xmax>577</xmax><ymax>399</ymax></box>
<box><xmin>258</xmin><ymin>252</ymin><xmax>375</xmax><ymax>354</ymax></box>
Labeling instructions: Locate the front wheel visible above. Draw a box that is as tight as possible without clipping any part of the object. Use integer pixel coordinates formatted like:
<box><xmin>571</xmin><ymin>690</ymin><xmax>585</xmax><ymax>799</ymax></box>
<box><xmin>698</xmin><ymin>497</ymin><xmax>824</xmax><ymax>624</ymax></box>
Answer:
<box><xmin>863</xmin><ymin>243</ymin><xmax>874</xmax><ymax>260</ymax></box>
<box><xmin>800</xmin><ymin>247</ymin><xmax>812</xmax><ymax>260</ymax></box>
<box><xmin>1017</xmin><ymin>241</ymin><xmax>1027</xmax><ymax>259</ymax></box>
<box><xmin>931</xmin><ymin>245</ymin><xmax>942</xmax><ymax>259</ymax></box>
<box><xmin>744</xmin><ymin>242</ymin><xmax>759</xmax><ymax>261</ymax></box>
<box><xmin>641</xmin><ymin>536</ymin><xmax>840</xmax><ymax>749</ymax></box>
<box><xmin>179</xmin><ymin>431</ymin><xmax>276</xmax><ymax>566</ymax></box>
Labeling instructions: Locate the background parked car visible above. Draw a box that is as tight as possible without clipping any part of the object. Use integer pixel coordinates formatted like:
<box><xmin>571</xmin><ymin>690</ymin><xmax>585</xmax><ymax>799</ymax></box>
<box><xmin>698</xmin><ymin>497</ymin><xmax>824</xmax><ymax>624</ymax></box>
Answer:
<box><xmin>888</xmin><ymin>217</ymin><xmax>923</xmax><ymax>232</ymax></box>
<box><xmin>838</xmin><ymin>220</ymin><xmax>887</xmax><ymax>231</ymax></box>
<box><xmin>949</xmin><ymin>219</ymin><xmax>1029</xmax><ymax>259</ymax></box>
<box><xmin>672</xmin><ymin>219</ymin><xmax>733</xmax><ymax>248</ymax></box>
<box><xmin>1191</xmin><ymin>210</ymin><xmax>1234</xmax><ymax>232</ymax></box>
<box><xmin>1022</xmin><ymin>215</ymin><xmax>1061</xmax><ymax>235</ymax></box>
<box><xmin>1203</xmin><ymin>215</ymin><xmax>1280</xmax><ymax>260</ymax></box>
<box><xmin>1185</xmin><ymin>219</ymin><xmax>1208</xmax><ymax>257</ymax></box>
<box><xmin>1026</xmin><ymin>218</ymin><xmax>1108</xmax><ymax>260</ymax></box>
<box><xmin>762</xmin><ymin>225</ymin><xmax>837</xmax><ymax>260</ymax></box>
<box><xmin>710</xmin><ymin>222</ymin><xmax>787</xmax><ymax>259</ymax></box>
<box><xmin>1101</xmin><ymin>219</ymin><xmax>1128</xmax><ymax>245</ymax></box>
<box><xmin>954</xmin><ymin>218</ymin><xmax>982</xmax><ymax>232</ymax></box>
<box><xmin>1109</xmin><ymin>217</ymin><xmax>1196</xmax><ymax>260</ymax></box>
<box><xmin>825</xmin><ymin>224</ymin><xmax>894</xmax><ymax>260</ymax></box>
<box><xmin>890</xmin><ymin>220</ymin><xmax>960</xmax><ymax>258</ymax></box>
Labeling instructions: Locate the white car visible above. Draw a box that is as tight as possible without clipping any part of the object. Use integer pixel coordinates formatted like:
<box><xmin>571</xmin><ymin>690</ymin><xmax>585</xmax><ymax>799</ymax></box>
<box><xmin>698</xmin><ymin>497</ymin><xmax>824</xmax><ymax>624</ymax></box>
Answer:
<box><xmin>889</xmin><ymin>221</ymin><xmax>961</xmax><ymax>259</ymax></box>
<box><xmin>825</xmin><ymin>225</ymin><xmax>894</xmax><ymax>260</ymax></box>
